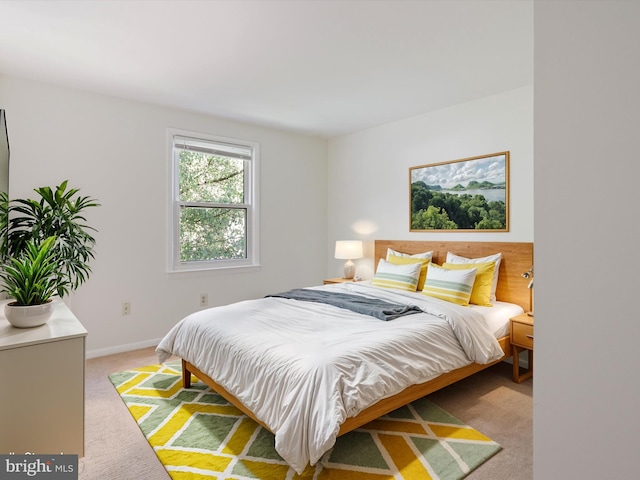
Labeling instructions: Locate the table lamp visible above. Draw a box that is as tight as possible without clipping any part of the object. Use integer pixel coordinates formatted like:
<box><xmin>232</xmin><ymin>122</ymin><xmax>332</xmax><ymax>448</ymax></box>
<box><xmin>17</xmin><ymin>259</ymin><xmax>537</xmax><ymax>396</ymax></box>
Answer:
<box><xmin>334</xmin><ymin>240</ymin><xmax>363</xmax><ymax>279</ymax></box>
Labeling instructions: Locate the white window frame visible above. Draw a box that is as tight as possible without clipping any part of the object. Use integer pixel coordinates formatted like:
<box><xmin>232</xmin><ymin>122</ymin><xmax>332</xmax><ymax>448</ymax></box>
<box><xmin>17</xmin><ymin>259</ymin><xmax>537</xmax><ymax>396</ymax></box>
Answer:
<box><xmin>167</xmin><ymin>128</ymin><xmax>260</xmax><ymax>273</ymax></box>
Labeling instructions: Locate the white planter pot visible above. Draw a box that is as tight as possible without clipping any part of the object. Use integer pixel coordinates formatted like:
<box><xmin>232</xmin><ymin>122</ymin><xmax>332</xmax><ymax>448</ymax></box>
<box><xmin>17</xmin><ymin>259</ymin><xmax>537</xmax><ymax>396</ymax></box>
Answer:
<box><xmin>4</xmin><ymin>301</ymin><xmax>54</xmax><ymax>328</ymax></box>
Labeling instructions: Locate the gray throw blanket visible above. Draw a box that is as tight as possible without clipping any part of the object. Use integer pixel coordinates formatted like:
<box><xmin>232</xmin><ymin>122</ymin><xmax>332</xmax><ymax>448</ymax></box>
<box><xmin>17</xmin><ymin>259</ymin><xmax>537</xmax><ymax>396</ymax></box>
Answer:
<box><xmin>266</xmin><ymin>288</ymin><xmax>422</xmax><ymax>321</ymax></box>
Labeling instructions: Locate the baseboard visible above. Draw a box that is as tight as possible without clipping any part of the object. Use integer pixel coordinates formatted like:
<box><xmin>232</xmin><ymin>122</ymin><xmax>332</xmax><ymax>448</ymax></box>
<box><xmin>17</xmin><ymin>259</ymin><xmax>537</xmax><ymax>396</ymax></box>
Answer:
<box><xmin>86</xmin><ymin>337</ymin><xmax>163</xmax><ymax>359</ymax></box>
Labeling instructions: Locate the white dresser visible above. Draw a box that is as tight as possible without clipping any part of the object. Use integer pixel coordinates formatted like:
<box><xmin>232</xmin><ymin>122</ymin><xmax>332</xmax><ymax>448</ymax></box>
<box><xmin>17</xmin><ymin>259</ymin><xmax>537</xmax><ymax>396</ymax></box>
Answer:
<box><xmin>0</xmin><ymin>300</ymin><xmax>87</xmax><ymax>456</ymax></box>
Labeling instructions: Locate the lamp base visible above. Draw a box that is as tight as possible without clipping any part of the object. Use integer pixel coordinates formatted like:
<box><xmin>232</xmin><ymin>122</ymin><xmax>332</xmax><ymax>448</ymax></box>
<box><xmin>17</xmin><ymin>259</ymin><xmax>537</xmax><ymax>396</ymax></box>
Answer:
<box><xmin>343</xmin><ymin>259</ymin><xmax>355</xmax><ymax>279</ymax></box>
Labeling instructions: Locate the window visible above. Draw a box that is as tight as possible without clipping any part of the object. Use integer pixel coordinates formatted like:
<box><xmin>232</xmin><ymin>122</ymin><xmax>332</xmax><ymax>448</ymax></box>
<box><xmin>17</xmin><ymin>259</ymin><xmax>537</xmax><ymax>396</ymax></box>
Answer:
<box><xmin>169</xmin><ymin>129</ymin><xmax>259</xmax><ymax>272</ymax></box>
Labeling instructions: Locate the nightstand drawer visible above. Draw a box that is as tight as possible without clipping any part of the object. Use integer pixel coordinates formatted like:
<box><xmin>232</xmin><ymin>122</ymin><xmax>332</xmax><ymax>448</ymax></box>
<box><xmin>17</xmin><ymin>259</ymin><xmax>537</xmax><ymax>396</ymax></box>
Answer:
<box><xmin>511</xmin><ymin>321</ymin><xmax>534</xmax><ymax>349</ymax></box>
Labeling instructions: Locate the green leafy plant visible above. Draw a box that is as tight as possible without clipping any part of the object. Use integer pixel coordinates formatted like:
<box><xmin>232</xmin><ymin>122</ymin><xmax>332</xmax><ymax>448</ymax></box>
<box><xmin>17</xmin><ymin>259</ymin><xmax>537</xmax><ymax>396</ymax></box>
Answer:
<box><xmin>0</xmin><ymin>181</ymin><xmax>99</xmax><ymax>305</ymax></box>
<box><xmin>0</xmin><ymin>236</ymin><xmax>60</xmax><ymax>305</ymax></box>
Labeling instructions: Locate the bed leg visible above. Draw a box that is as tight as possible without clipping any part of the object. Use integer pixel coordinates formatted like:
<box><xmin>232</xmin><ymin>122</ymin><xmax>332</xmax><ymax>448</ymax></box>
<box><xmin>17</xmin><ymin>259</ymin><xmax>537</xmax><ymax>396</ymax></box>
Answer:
<box><xmin>182</xmin><ymin>359</ymin><xmax>192</xmax><ymax>388</ymax></box>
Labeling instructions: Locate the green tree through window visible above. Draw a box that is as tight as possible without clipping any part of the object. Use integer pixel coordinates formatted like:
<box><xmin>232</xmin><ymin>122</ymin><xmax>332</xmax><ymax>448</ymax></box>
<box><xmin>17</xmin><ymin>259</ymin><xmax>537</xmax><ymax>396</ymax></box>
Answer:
<box><xmin>170</xmin><ymin>132</ymin><xmax>259</xmax><ymax>271</ymax></box>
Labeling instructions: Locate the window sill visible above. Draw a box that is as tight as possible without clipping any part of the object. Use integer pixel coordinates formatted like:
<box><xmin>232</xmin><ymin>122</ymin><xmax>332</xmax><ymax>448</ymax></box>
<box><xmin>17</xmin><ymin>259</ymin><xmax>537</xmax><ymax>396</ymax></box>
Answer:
<box><xmin>167</xmin><ymin>264</ymin><xmax>262</xmax><ymax>277</ymax></box>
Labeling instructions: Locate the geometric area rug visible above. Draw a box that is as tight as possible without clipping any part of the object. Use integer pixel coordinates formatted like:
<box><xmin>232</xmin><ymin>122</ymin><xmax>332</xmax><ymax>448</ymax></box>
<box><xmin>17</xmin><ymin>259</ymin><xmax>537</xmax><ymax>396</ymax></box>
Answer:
<box><xmin>109</xmin><ymin>362</ymin><xmax>501</xmax><ymax>480</ymax></box>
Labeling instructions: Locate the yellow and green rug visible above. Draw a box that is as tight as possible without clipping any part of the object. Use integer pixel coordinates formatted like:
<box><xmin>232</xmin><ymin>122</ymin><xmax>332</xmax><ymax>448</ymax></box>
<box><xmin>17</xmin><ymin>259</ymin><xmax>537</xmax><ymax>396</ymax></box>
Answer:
<box><xmin>109</xmin><ymin>362</ymin><xmax>501</xmax><ymax>480</ymax></box>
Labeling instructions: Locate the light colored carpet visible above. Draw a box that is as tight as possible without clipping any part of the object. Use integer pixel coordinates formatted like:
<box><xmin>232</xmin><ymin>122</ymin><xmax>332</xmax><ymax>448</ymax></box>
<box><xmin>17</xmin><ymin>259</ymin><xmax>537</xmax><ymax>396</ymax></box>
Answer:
<box><xmin>80</xmin><ymin>347</ymin><xmax>532</xmax><ymax>480</ymax></box>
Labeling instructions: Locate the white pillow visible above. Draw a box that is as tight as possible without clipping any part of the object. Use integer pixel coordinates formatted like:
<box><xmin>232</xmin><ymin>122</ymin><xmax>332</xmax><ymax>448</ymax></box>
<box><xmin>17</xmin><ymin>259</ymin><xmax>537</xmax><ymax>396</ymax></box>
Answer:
<box><xmin>421</xmin><ymin>263</ymin><xmax>477</xmax><ymax>306</ymax></box>
<box><xmin>371</xmin><ymin>259</ymin><xmax>422</xmax><ymax>292</ymax></box>
<box><xmin>445</xmin><ymin>252</ymin><xmax>502</xmax><ymax>301</ymax></box>
<box><xmin>386</xmin><ymin>248</ymin><xmax>433</xmax><ymax>262</ymax></box>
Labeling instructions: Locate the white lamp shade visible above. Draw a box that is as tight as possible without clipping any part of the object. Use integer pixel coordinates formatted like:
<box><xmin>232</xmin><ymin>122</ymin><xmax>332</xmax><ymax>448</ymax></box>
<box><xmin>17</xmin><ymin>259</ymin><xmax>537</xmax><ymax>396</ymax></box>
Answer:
<box><xmin>334</xmin><ymin>240</ymin><xmax>363</xmax><ymax>260</ymax></box>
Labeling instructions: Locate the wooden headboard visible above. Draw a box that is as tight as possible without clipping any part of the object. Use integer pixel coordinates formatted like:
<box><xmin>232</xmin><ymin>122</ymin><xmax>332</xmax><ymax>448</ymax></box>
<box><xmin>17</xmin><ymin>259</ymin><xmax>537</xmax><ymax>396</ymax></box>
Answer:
<box><xmin>374</xmin><ymin>240</ymin><xmax>533</xmax><ymax>312</ymax></box>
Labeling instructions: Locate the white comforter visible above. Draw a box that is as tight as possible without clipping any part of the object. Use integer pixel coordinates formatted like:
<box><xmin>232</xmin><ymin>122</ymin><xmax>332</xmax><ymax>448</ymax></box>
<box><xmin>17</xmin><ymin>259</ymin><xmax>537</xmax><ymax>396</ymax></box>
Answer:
<box><xmin>156</xmin><ymin>282</ymin><xmax>503</xmax><ymax>474</ymax></box>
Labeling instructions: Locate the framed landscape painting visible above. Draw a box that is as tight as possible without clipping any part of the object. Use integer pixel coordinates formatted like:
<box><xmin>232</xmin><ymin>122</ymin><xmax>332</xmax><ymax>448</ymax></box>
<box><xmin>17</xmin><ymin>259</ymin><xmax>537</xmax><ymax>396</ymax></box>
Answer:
<box><xmin>410</xmin><ymin>151</ymin><xmax>509</xmax><ymax>232</ymax></box>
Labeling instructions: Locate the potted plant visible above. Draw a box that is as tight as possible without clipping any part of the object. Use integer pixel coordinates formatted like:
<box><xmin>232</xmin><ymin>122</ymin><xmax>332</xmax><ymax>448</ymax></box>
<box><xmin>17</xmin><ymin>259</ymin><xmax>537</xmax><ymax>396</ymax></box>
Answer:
<box><xmin>0</xmin><ymin>181</ymin><xmax>99</xmax><ymax>328</ymax></box>
<box><xmin>0</xmin><ymin>236</ymin><xmax>60</xmax><ymax>327</ymax></box>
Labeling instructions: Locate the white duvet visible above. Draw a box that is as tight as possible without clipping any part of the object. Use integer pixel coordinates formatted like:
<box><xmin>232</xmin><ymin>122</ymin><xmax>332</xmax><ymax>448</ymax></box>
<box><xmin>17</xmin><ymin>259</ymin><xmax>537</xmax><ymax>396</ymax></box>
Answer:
<box><xmin>156</xmin><ymin>282</ymin><xmax>504</xmax><ymax>474</ymax></box>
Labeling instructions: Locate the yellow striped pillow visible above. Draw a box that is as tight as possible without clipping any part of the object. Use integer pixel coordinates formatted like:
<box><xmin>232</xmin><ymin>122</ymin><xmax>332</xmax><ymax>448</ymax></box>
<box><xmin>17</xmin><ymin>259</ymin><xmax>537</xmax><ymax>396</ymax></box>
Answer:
<box><xmin>446</xmin><ymin>251</ymin><xmax>502</xmax><ymax>301</ymax></box>
<box><xmin>442</xmin><ymin>261</ymin><xmax>496</xmax><ymax>307</ymax></box>
<box><xmin>371</xmin><ymin>259</ymin><xmax>422</xmax><ymax>292</ymax></box>
<box><xmin>422</xmin><ymin>263</ymin><xmax>477</xmax><ymax>306</ymax></box>
<box><xmin>387</xmin><ymin>254</ymin><xmax>430</xmax><ymax>291</ymax></box>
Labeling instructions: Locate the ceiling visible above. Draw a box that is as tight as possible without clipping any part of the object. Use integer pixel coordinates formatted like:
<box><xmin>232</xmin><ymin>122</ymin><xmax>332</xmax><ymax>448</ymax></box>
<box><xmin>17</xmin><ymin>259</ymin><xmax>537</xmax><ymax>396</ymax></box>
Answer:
<box><xmin>0</xmin><ymin>1</ymin><xmax>533</xmax><ymax>138</ymax></box>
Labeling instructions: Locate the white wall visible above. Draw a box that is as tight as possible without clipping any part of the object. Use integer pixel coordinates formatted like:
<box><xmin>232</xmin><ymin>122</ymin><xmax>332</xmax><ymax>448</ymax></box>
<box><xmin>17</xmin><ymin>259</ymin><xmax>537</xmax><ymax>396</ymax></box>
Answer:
<box><xmin>534</xmin><ymin>2</ymin><xmax>640</xmax><ymax>479</ymax></box>
<box><xmin>0</xmin><ymin>75</ymin><xmax>328</xmax><ymax>357</ymax></box>
<box><xmin>327</xmin><ymin>86</ymin><xmax>534</xmax><ymax>278</ymax></box>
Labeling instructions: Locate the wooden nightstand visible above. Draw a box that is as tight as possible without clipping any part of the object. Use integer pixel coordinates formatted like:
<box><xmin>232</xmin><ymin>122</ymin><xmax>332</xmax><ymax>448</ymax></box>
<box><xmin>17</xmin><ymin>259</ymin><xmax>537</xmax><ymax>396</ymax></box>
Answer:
<box><xmin>323</xmin><ymin>277</ymin><xmax>358</xmax><ymax>285</ymax></box>
<box><xmin>510</xmin><ymin>313</ymin><xmax>534</xmax><ymax>383</ymax></box>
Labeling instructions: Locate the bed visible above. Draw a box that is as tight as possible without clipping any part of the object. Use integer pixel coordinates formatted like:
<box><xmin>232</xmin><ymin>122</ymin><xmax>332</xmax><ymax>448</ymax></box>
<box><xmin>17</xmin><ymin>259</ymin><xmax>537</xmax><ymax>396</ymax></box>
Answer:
<box><xmin>156</xmin><ymin>239</ymin><xmax>533</xmax><ymax>474</ymax></box>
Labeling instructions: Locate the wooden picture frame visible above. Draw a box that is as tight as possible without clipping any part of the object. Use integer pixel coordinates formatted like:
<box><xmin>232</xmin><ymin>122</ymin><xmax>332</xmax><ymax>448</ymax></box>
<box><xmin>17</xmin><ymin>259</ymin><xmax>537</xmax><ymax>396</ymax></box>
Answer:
<box><xmin>410</xmin><ymin>151</ymin><xmax>509</xmax><ymax>232</ymax></box>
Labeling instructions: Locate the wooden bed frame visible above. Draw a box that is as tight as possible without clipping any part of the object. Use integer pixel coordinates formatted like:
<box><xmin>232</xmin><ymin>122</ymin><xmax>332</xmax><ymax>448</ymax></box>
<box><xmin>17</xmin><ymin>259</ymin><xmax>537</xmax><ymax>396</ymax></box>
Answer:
<box><xmin>182</xmin><ymin>239</ymin><xmax>533</xmax><ymax>437</ymax></box>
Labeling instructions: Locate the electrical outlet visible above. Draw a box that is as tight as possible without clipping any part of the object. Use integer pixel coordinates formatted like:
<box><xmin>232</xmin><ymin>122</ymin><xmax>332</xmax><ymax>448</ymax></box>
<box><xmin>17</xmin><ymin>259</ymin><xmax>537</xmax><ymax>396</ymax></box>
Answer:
<box><xmin>122</xmin><ymin>301</ymin><xmax>131</xmax><ymax>315</ymax></box>
<box><xmin>199</xmin><ymin>293</ymin><xmax>208</xmax><ymax>307</ymax></box>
